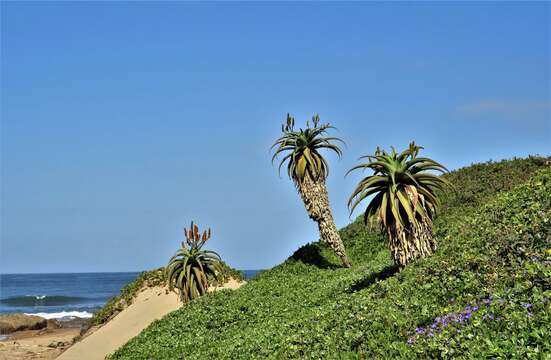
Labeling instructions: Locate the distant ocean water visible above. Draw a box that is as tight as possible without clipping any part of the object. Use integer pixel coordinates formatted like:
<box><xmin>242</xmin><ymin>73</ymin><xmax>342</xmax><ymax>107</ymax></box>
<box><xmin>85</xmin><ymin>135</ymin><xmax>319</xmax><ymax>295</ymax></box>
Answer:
<box><xmin>0</xmin><ymin>270</ymin><xmax>261</xmax><ymax>319</ymax></box>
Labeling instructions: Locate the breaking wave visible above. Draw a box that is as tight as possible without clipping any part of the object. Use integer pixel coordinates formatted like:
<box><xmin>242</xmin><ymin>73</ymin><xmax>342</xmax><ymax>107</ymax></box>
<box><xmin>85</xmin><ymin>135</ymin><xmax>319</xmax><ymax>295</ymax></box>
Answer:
<box><xmin>24</xmin><ymin>311</ymin><xmax>94</xmax><ymax>319</ymax></box>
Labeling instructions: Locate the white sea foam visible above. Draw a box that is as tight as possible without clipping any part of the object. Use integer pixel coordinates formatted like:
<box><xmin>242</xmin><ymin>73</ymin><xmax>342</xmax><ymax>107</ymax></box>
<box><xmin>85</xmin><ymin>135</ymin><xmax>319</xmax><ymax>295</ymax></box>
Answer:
<box><xmin>24</xmin><ymin>311</ymin><xmax>93</xmax><ymax>320</ymax></box>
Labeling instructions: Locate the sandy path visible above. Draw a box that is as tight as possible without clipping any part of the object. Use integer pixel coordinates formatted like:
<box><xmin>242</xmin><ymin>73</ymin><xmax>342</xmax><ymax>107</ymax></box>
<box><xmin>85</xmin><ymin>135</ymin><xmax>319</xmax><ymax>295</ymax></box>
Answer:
<box><xmin>57</xmin><ymin>279</ymin><xmax>244</xmax><ymax>360</ymax></box>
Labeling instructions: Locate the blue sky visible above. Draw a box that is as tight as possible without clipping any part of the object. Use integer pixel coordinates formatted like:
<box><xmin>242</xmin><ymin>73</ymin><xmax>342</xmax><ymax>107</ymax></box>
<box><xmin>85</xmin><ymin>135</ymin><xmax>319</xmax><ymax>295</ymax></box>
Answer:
<box><xmin>1</xmin><ymin>2</ymin><xmax>549</xmax><ymax>273</ymax></box>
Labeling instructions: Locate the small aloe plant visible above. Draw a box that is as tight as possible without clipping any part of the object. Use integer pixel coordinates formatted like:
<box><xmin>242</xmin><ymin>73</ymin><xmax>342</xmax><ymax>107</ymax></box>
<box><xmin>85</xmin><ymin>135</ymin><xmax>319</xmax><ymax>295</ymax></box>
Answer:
<box><xmin>166</xmin><ymin>222</ymin><xmax>222</xmax><ymax>303</ymax></box>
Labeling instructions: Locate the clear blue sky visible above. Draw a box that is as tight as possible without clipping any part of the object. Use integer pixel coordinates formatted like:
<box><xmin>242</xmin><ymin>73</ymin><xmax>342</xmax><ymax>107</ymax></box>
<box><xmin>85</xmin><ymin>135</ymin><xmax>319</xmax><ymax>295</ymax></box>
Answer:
<box><xmin>1</xmin><ymin>2</ymin><xmax>549</xmax><ymax>273</ymax></box>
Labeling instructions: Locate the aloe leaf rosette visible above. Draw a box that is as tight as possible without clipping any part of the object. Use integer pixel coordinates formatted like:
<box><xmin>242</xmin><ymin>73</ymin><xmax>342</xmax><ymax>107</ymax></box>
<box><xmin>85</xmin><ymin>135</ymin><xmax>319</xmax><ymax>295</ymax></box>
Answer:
<box><xmin>348</xmin><ymin>142</ymin><xmax>450</xmax><ymax>267</ymax></box>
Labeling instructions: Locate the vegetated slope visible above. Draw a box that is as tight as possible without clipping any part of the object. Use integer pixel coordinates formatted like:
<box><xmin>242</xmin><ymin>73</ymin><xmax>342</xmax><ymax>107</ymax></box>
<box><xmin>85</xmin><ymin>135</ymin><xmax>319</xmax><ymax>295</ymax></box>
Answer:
<box><xmin>111</xmin><ymin>157</ymin><xmax>551</xmax><ymax>359</ymax></box>
<box><xmin>91</xmin><ymin>262</ymin><xmax>243</xmax><ymax>327</ymax></box>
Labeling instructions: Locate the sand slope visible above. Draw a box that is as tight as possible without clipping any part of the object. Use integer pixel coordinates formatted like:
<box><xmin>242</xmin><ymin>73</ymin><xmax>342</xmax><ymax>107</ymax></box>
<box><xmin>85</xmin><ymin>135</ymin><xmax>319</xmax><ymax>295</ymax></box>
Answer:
<box><xmin>57</xmin><ymin>279</ymin><xmax>243</xmax><ymax>360</ymax></box>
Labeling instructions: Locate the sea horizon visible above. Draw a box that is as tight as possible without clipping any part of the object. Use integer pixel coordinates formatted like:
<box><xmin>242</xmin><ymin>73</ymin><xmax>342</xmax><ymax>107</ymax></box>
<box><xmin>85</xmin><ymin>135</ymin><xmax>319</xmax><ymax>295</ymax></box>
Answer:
<box><xmin>0</xmin><ymin>270</ymin><xmax>262</xmax><ymax>319</ymax></box>
<box><xmin>0</xmin><ymin>269</ymin><xmax>262</xmax><ymax>275</ymax></box>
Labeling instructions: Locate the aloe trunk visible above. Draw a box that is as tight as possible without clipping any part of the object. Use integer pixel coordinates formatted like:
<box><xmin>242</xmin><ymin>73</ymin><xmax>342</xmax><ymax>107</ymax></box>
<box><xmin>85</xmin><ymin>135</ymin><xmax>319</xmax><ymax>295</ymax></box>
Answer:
<box><xmin>387</xmin><ymin>218</ymin><xmax>436</xmax><ymax>267</ymax></box>
<box><xmin>297</xmin><ymin>173</ymin><xmax>352</xmax><ymax>268</ymax></box>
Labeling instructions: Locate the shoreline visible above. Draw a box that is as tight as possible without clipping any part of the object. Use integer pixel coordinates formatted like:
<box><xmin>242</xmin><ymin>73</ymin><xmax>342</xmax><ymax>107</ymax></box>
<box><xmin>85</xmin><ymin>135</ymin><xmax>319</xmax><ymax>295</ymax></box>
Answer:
<box><xmin>59</xmin><ymin>278</ymin><xmax>244</xmax><ymax>360</ymax></box>
<box><xmin>1</xmin><ymin>268</ymin><xmax>251</xmax><ymax>360</ymax></box>
<box><xmin>1</xmin><ymin>278</ymin><xmax>245</xmax><ymax>360</ymax></box>
<box><xmin>0</xmin><ymin>316</ymin><xmax>86</xmax><ymax>360</ymax></box>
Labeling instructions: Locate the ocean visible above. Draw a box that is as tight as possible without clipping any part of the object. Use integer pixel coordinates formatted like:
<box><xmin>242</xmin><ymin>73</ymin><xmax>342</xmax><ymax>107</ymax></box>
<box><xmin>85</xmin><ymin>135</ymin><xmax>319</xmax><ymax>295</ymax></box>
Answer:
<box><xmin>0</xmin><ymin>270</ymin><xmax>261</xmax><ymax>319</ymax></box>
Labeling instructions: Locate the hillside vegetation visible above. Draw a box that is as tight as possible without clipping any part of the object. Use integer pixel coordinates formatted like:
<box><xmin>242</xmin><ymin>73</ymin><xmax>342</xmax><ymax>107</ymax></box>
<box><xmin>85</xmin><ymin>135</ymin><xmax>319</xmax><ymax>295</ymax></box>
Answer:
<box><xmin>111</xmin><ymin>157</ymin><xmax>550</xmax><ymax>359</ymax></box>
<box><xmin>91</xmin><ymin>262</ymin><xmax>243</xmax><ymax>326</ymax></box>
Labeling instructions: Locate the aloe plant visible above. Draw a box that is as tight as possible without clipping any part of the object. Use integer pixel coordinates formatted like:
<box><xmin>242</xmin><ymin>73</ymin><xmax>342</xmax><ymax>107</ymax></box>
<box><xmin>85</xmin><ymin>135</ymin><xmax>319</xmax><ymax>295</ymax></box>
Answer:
<box><xmin>272</xmin><ymin>114</ymin><xmax>351</xmax><ymax>268</ymax></box>
<box><xmin>166</xmin><ymin>222</ymin><xmax>222</xmax><ymax>303</ymax></box>
<box><xmin>347</xmin><ymin>142</ymin><xmax>449</xmax><ymax>267</ymax></box>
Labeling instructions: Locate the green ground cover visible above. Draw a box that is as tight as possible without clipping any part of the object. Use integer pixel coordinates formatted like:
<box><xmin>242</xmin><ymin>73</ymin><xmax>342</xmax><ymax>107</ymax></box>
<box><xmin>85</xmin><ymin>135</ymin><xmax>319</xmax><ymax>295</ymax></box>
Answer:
<box><xmin>111</xmin><ymin>156</ymin><xmax>550</xmax><ymax>359</ymax></box>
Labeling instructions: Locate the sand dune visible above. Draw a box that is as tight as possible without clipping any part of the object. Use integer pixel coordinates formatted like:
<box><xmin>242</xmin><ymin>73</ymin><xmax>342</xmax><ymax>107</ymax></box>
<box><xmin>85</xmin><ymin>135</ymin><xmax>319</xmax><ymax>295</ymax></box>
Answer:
<box><xmin>58</xmin><ymin>279</ymin><xmax>244</xmax><ymax>360</ymax></box>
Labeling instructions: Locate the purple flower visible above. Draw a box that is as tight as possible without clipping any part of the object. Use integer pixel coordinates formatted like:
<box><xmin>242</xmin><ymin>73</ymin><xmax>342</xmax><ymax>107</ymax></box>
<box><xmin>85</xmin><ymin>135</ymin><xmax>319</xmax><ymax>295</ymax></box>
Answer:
<box><xmin>483</xmin><ymin>296</ymin><xmax>493</xmax><ymax>305</ymax></box>
<box><xmin>407</xmin><ymin>337</ymin><xmax>416</xmax><ymax>345</ymax></box>
<box><xmin>521</xmin><ymin>303</ymin><xmax>532</xmax><ymax>309</ymax></box>
<box><xmin>411</xmin><ymin>301</ymin><xmax>486</xmax><ymax>340</ymax></box>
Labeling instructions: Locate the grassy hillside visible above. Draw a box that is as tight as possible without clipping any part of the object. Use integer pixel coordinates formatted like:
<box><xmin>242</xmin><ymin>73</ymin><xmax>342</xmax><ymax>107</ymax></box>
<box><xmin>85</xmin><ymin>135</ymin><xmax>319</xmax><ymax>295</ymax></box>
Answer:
<box><xmin>111</xmin><ymin>156</ymin><xmax>550</xmax><ymax>359</ymax></box>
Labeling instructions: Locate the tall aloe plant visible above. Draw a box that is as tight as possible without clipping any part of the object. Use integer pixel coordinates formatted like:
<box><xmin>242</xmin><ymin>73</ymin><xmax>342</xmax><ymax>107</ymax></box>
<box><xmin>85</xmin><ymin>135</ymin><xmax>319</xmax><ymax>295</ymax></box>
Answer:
<box><xmin>166</xmin><ymin>222</ymin><xmax>223</xmax><ymax>303</ymax></box>
<box><xmin>272</xmin><ymin>114</ymin><xmax>351</xmax><ymax>268</ymax></box>
<box><xmin>347</xmin><ymin>142</ymin><xmax>449</xmax><ymax>267</ymax></box>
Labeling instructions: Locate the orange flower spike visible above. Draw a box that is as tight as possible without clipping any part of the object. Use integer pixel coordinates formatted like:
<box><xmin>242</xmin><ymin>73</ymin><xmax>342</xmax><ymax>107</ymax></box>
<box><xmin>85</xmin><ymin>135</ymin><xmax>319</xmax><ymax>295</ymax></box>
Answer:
<box><xmin>202</xmin><ymin>231</ymin><xmax>207</xmax><ymax>241</ymax></box>
<box><xmin>208</xmin><ymin>228</ymin><xmax>211</xmax><ymax>239</ymax></box>
<box><xmin>184</xmin><ymin>227</ymin><xmax>192</xmax><ymax>247</ymax></box>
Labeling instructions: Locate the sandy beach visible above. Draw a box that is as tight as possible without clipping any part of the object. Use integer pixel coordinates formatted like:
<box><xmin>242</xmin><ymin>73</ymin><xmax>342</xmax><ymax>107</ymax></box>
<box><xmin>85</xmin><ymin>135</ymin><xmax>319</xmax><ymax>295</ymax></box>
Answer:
<box><xmin>0</xmin><ymin>327</ymin><xmax>80</xmax><ymax>360</ymax></box>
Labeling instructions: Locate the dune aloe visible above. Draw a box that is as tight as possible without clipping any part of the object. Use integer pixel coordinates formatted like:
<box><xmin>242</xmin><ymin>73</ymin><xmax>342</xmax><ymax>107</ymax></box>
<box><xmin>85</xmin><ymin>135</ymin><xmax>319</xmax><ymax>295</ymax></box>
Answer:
<box><xmin>347</xmin><ymin>142</ymin><xmax>449</xmax><ymax>267</ymax></box>
<box><xmin>166</xmin><ymin>222</ymin><xmax>222</xmax><ymax>303</ymax></box>
<box><xmin>272</xmin><ymin>114</ymin><xmax>351</xmax><ymax>268</ymax></box>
